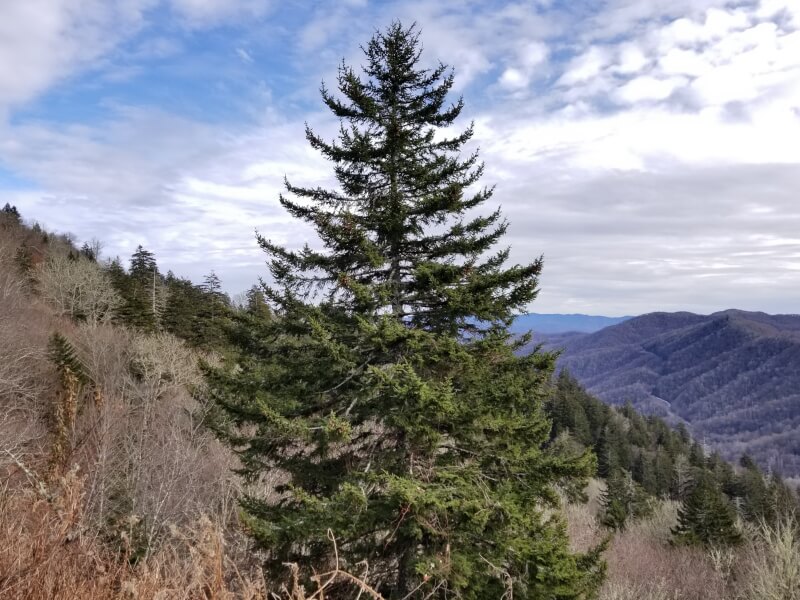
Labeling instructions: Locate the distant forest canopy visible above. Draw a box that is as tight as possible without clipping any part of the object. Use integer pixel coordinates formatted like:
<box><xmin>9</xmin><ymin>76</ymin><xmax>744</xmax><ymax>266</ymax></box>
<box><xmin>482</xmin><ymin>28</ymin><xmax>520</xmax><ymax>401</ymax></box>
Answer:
<box><xmin>3</xmin><ymin>202</ymin><xmax>796</xmax><ymax>538</ymax></box>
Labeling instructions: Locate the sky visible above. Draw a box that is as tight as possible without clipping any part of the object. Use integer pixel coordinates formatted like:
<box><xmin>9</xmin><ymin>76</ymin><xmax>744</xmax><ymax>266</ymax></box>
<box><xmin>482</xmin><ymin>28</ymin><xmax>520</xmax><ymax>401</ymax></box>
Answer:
<box><xmin>1</xmin><ymin>0</ymin><xmax>799</xmax><ymax>316</ymax></box>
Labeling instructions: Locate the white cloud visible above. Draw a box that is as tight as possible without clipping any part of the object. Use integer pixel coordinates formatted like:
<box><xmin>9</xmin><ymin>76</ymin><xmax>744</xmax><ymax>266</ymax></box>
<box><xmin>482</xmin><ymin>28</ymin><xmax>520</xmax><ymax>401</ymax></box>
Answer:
<box><xmin>236</xmin><ymin>47</ymin><xmax>254</xmax><ymax>63</ymax></box>
<box><xmin>614</xmin><ymin>43</ymin><xmax>650</xmax><ymax>74</ymax></box>
<box><xmin>659</xmin><ymin>48</ymin><xmax>711</xmax><ymax>77</ymax></box>
<box><xmin>556</xmin><ymin>1</ymin><xmax>800</xmax><ymax>116</ymax></box>
<box><xmin>521</xmin><ymin>41</ymin><xmax>548</xmax><ymax>68</ymax></box>
<box><xmin>0</xmin><ymin>0</ymin><xmax>153</xmax><ymax>112</ymax></box>
<box><xmin>499</xmin><ymin>68</ymin><xmax>527</xmax><ymax>90</ymax></box>
<box><xmin>498</xmin><ymin>41</ymin><xmax>549</xmax><ymax>90</ymax></box>
<box><xmin>558</xmin><ymin>46</ymin><xmax>610</xmax><ymax>86</ymax></box>
<box><xmin>0</xmin><ymin>0</ymin><xmax>276</xmax><ymax>117</ymax></box>
<box><xmin>0</xmin><ymin>103</ymin><xmax>335</xmax><ymax>289</ymax></box>
<box><xmin>169</xmin><ymin>0</ymin><xmax>271</xmax><ymax>25</ymax></box>
<box><xmin>615</xmin><ymin>75</ymin><xmax>686</xmax><ymax>103</ymax></box>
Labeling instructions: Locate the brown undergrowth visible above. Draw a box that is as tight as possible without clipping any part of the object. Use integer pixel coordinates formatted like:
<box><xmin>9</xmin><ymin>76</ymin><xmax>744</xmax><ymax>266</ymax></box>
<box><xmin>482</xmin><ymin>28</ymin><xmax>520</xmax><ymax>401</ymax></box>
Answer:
<box><xmin>564</xmin><ymin>480</ymin><xmax>800</xmax><ymax>600</ymax></box>
<box><xmin>0</xmin><ymin>462</ymin><xmax>384</xmax><ymax>600</ymax></box>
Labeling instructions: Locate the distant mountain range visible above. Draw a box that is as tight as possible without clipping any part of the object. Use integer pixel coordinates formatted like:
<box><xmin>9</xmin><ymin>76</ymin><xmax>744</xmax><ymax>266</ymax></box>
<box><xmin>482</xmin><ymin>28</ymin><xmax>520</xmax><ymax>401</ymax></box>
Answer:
<box><xmin>526</xmin><ymin>310</ymin><xmax>800</xmax><ymax>477</ymax></box>
<box><xmin>510</xmin><ymin>313</ymin><xmax>631</xmax><ymax>334</ymax></box>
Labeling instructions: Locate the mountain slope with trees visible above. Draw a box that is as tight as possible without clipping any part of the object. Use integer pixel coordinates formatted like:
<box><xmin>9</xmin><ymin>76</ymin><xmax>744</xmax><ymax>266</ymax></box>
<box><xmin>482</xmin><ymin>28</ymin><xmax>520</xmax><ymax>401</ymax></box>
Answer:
<box><xmin>532</xmin><ymin>310</ymin><xmax>800</xmax><ymax>478</ymax></box>
<box><xmin>2</xmin><ymin>20</ymin><xmax>799</xmax><ymax>599</ymax></box>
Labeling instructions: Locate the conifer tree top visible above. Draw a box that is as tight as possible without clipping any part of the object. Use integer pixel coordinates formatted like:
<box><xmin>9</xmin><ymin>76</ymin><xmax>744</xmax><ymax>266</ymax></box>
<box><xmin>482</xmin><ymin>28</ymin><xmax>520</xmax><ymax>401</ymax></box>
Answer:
<box><xmin>260</xmin><ymin>21</ymin><xmax>541</xmax><ymax>335</ymax></box>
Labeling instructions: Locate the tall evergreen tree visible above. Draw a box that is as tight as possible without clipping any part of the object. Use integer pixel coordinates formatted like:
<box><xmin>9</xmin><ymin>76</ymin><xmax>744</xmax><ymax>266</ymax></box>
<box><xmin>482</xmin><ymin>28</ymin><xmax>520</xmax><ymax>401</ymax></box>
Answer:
<box><xmin>129</xmin><ymin>245</ymin><xmax>158</xmax><ymax>278</ymax></box>
<box><xmin>194</xmin><ymin>271</ymin><xmax>230</xmax><ymax>346</ymax></box>
<box><xmin>210</xmin><ymin>22</ymin><xmax>602</xmax><ymax>599</ymax></box>
<box><xmin>124</xmin><ymin>245</ymin><xmax>167</xmax><ymax>330</ymax></box>
<box><xmin>201</xmin><ymin>271</ymin><xmax>227</xmax><ymax>321</ymax></box>
<box><xmin>201</xmin><ymin>270</ymin><xmax>222</xmax><ymax>296</ymax></box>
<box><xmin>162</xmin><ymin>274</ymin><xmax>206</xmax><ymax>344</ymax></box>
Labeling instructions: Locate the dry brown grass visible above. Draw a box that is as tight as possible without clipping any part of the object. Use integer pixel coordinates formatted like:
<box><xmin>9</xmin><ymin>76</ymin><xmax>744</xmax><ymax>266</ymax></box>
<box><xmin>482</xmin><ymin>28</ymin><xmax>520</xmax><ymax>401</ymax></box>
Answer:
<box><xmin>0</xmin><ymin>462</ymin><xmax>385</xmax><ymax>600</ymax></box>
<box><xmin>0</xmin><ymin>459</ymin><xmax>259</xmax><ymax>599</ymax></box>
<box><xmin>741</xmin><ymin>515</ymin><xmax>800</xmax><ymax>600</ymax></box>
<box><xmin>600</xmin><ymin>522</ymin><xmax>732</xmax><ymax>600</ymax></box>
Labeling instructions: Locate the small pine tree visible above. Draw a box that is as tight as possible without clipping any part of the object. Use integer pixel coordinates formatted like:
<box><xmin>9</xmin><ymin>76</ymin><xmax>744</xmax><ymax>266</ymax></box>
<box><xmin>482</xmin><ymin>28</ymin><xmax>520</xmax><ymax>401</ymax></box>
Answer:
<box><xmin>549</xmin><ymin>370</ymin><xmax>592</xmax><ymax>446</ymax></box>
<box><xmin>193</xmin><ymin>271</ymin><xmax>230</xmax><ymax>347</ymax></box>
<box><xmin>80</xmin><ymin>239</ymin><xmax>103</xmax><ymax>262</ymax></box>
<box><xmin>633</xmin><ymin>451</ymin><xmax>658</xmax><ymax>496</ymax></box>
<box><xmin>14</xmin><ymin>242</ymin><xmax>34</xmax><ymax>275</ymax></box>
<box><xmin>735</xmin><ymin>456</ymin><xmax>771</xmax><ymax>521</ymax></box>
<box><xmin>600</xmin><ymin>469</ymin><xmax>651</xmax><ymax>530</ymax></box>
<box><xmin>48</xmin><ymin>333</ymin><xmax>89</xmax><ymax>476</ymax></box>
<box><xmin>596</xmin><ymin>425</ymin><xmax>623</xmax><ymax>478</ymax></box>
<box><xmin>163</xmin><ymin>274</ymin><xmax>204</xmax><ymax>344</ymax></box>
<box><xmin>244</xmin><ymin>285</ymin><xmax>272</xmax><ymax>319</ymax></box>
<box><xmin>201</xmin><ymin>271</ymin><xmax>226</xmax><ymax>320</ymax></box>
<box><xmin>672</xmin><ymin>474</ymin><xmax>742</xmax><ymax>546</ymax></box>
<box><xmin>764</xmin><ymin>472</ymin><xmax>798</xmax><ymax>523</ymax></box>
<box><xmin>652</xmin><ymin>449</ymin><xmax>674</xmax><ymax>498</ymax></box>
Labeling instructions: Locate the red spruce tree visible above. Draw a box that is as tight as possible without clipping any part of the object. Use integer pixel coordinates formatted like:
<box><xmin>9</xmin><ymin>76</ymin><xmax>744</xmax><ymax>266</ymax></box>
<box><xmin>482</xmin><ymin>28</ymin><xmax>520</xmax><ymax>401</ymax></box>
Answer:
<box><xmin>209</xmin><ymin>22</ymin><xmax>602</xmax><ymax>599</ymax></box>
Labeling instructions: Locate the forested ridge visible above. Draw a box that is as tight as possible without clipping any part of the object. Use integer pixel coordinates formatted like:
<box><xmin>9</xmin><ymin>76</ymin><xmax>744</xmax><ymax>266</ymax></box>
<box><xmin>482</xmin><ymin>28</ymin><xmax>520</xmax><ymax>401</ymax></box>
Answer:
<box><xmin>532</xmin><ymin>310</ymin><xmax>800</xmax><ymax>479</ymax></box>
<box><xmin>1</xmin><ymin>21</ymin><xmax>799</xmax><ymax>600</ymax></box>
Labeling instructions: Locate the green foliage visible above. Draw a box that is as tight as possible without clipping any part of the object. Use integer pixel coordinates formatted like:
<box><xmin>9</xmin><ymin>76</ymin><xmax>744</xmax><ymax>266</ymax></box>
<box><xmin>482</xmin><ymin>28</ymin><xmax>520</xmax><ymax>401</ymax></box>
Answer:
<box><xmin>672</xmin><ymin>474</ymin><xmax>742</xmax><ymax>547</ymax></box>
<box><xmin>162</xmin><ymin>271</ymin><xmax>232</xmax><ymax>348</ymax></box>
<box><xmin>546</xmin><ymin>370</ymin><xmax>799</xmax><ymax>528</ymax></box>
<box><xmin>124</xmin><ymin>246</ymin><xmax>165</xmax><ymax>330</ymax></box>
<box><xmin>599</xmin><ymin>470</ymin><xmax>652</xmax><ymax>531</ymax></box>
<box><xmin>210</xmin><ymin>22</ymin><xmax>603</xmax><ymax>599</ymax></box>
<box><xmin>105</xmin><ymin>249</ymin><xmax>232</xmax><ymax>347</ymax></box>
<box><xmin>48</xmin><ymin>332</ymin><xmax>89</xmax><ymax>387</ymax></box>
<box><xmin>106</xmin><ymin>248</ymin><xmax>161</xmax><ymax>330</ymax></box>
<box><xmin>244</xmin><ymin>285</ymin><xmax>272</xmax><ymax>320</ymax></box>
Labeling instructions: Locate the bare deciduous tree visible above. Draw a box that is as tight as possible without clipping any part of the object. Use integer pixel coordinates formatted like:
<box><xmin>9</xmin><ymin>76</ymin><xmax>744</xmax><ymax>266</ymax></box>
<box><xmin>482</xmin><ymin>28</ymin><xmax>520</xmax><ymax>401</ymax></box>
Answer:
<box><xmin>37</xmin><ymin>255</ymin><xmax>122</xmax><ymax>325</ymax></box>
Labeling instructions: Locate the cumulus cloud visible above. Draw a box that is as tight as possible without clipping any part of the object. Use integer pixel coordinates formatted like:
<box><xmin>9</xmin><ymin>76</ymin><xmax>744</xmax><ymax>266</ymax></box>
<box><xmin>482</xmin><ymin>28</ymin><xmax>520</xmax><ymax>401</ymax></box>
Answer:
<box><xmin>558</xmin><ymin>46</ymin><xmax>611</xmax><ymax>86</ymax></box>
<box><xmin>498</xmin><ymin>41</ymin><xmax>548</xmax><ymax>90</ymax></box>
<box><xmin>0</xmin><ymin>105</ymin><xmax>331</xmax><ymax>286</ymax></box>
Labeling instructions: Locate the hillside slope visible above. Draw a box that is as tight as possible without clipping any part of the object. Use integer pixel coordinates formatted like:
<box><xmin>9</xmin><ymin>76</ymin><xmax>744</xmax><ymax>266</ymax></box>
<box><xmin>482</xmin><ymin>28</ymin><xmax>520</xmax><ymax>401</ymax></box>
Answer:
<box><xmin>534</xmin><ymin>310</ymin><xmax>800</xmax><ymax>476</ymax></box>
